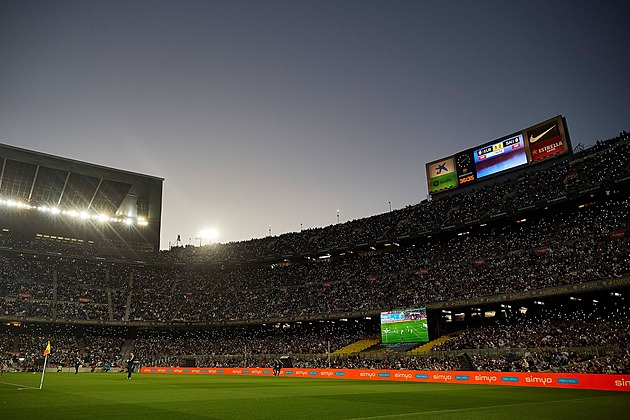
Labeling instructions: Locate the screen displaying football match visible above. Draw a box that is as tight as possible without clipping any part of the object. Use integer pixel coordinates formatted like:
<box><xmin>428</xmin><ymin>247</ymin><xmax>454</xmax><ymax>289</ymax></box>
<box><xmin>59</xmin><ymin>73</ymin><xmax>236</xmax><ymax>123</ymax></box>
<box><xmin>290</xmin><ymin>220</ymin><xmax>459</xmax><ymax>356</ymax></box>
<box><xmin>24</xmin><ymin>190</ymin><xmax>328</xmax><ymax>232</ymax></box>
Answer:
<box><xmin>473</xmin><ymin>133</ymin><xmax>528</xmax><ymax>179</ymax></box>
<box><xmin>380</xmin><ymin>308</ymin><xmax>429</xmax><ymax>344</ymax></box>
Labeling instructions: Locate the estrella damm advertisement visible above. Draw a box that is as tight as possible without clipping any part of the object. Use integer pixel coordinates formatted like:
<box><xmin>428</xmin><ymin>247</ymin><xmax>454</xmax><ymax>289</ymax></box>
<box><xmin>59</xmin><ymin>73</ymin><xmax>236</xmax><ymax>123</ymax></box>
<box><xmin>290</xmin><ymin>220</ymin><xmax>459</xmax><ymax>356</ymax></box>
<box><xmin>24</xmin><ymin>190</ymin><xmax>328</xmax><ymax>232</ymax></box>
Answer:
<box><xmin>526</xmin><ymin>119</ymin><xmax>568</xmax><ymax>162</ymax></box>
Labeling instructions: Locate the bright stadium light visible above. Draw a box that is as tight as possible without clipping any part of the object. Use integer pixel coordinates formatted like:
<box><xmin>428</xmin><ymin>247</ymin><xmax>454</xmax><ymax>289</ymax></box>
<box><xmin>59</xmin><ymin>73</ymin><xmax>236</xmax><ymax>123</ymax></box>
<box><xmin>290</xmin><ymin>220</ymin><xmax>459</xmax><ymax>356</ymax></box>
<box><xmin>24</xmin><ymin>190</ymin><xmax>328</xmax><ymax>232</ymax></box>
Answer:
<box><xmin>196</xmin><ymin>228</ymin><xmax>219</xmax><ymax>245</ymax></box>
<box><xmin>0</xmin><ymin>194</ymin><xmax>138</xmax><ymax>228</ymax></box>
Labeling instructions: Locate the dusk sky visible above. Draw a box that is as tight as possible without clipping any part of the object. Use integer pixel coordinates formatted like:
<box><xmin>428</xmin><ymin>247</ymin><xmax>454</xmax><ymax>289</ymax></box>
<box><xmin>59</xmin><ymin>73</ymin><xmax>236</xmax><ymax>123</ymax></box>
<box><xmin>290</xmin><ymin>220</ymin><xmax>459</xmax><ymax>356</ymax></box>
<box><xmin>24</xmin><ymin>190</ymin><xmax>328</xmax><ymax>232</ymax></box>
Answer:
<box><xmin>1</xmin><ymin>1</ymin><xmax>628</xmax><ymax>249</ymax></box>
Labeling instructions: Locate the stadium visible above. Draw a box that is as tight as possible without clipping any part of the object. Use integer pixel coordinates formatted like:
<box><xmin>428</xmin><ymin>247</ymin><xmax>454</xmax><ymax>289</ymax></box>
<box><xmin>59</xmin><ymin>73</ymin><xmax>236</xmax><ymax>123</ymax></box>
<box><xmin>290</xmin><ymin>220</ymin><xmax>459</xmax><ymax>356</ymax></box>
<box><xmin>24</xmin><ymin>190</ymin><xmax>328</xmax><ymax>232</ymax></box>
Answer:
<box><xmin>0</xmin><ymin>117</ymin><xmax>629</xmax><ymax>418</ymax></box>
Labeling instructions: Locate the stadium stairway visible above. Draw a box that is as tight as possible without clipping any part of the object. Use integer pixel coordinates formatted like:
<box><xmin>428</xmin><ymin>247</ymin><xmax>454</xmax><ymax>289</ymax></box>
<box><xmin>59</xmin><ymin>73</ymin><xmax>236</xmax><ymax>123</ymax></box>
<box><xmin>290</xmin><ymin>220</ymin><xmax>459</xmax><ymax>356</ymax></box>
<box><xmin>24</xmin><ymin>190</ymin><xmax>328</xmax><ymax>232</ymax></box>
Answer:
<box><xmin>332</xmin><ymin>338</ymin><xmax>380</xmax><ymax>355</ymax></box>
<box><xmin>120</xmin><ymin>339</ymin><xmax>135</xmax><ymax>361</ymax></box>
<box><xmin>77</xmin><ymin>337</ymin><xmax>86</xmax><ymax>357</ymax></box>
<box><xmin>406</xmin><ymin>332</ymin><xmax>461</xmax><ymax>355</ymax></box>
<box><xmin>11</xmin><ymin>335</ymin><xmax>19</xmax><ymax>354</ymax></box>
<box><xmin>364</xmin><ymin>343</ymin><xmax>419</xmax><ymax>353</ymax></box>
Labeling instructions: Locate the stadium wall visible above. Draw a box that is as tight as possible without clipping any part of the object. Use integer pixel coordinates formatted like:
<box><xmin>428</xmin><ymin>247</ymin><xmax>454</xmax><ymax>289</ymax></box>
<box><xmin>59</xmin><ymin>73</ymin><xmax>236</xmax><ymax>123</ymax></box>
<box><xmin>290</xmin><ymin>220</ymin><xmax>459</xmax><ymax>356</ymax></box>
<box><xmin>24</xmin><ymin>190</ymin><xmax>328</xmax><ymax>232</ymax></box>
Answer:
<box><xmin>141</xmin><ymin>367</ymin><xmax>630</xmax><ymax>392</ymax></box>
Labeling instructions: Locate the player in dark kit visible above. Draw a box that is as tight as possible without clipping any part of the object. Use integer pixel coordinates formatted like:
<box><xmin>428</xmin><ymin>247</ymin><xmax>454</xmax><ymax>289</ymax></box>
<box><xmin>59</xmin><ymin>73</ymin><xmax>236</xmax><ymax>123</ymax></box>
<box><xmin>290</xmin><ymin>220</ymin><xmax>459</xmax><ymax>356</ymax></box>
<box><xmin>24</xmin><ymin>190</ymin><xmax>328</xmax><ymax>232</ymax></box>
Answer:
<box><xmin>126</xmin><ymin>352</ymin><xmax>137</xmax><ymax>379</ymax></box>
<box><xmin>274</xmin><ymin>359</ymin><xmax>283</xmax><ymax>376</ymax></box>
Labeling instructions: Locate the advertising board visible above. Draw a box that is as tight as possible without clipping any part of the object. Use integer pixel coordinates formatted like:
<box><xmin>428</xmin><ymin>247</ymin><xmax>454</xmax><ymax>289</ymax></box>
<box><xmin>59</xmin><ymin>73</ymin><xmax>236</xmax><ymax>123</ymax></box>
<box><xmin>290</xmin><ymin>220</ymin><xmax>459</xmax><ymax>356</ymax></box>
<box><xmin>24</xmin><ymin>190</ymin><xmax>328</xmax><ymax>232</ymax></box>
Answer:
<box><xmin>141</xmin><ymin>366</ymin><xmax>629</xmax><ymax>392</ymax></box>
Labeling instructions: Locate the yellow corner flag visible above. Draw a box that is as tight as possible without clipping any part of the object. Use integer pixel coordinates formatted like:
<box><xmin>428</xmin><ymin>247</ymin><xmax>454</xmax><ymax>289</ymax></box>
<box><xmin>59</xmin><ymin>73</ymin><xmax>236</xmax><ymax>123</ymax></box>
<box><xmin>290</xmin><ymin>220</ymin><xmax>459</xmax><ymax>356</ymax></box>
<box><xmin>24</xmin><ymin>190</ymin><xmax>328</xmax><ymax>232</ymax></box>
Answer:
<box><xmin>40</xmin><ymin>341</ymin><xmax>51</xmax><ymax>389</ymax></box>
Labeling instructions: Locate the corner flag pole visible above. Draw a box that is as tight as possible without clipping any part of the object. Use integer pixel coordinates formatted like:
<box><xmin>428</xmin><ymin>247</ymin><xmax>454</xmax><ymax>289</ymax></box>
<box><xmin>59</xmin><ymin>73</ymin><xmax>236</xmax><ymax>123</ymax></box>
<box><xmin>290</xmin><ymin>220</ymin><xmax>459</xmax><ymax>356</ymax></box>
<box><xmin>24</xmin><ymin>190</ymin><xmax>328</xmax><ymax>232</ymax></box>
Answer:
<box><xmin>39</xmin><ymin>354</ymin><xmax>48</xmax><ymax>389</ymax></box>
<box><xmin>40</xmin><ymin>340</ymin><xmax>51</xmax><ymax>390</ymax></box>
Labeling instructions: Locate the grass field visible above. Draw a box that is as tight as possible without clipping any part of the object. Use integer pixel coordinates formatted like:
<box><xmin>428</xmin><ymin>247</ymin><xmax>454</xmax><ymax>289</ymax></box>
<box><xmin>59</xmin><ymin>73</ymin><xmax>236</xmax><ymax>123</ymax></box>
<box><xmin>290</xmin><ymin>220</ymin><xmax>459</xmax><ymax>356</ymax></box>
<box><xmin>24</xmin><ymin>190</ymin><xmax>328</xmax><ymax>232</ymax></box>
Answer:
<box><xmin>1</xmin><ymin>372</ymin><xmax>628</xmax><ymax>419</ymax></box>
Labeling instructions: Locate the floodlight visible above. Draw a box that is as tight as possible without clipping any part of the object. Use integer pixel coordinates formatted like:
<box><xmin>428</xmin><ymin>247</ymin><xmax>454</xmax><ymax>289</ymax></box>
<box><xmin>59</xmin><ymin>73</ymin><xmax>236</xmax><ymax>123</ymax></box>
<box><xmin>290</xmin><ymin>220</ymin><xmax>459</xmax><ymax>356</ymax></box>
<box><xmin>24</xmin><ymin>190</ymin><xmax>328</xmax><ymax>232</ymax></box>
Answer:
<box><xmin>197</xmin><ymin>228</ymin><xmax>219</xmax><ymax>240</ymax></box>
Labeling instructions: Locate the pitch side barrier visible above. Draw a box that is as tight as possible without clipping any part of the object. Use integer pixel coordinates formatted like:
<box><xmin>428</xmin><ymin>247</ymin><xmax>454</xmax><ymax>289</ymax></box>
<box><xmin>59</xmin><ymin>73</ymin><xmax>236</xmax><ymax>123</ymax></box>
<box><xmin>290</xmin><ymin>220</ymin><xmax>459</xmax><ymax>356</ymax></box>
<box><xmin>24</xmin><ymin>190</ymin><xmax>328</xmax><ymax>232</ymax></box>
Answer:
<box><xmin>140</xmin><ymin>367</ymin><xmax>630</xmax><ymax>392</ymax></box>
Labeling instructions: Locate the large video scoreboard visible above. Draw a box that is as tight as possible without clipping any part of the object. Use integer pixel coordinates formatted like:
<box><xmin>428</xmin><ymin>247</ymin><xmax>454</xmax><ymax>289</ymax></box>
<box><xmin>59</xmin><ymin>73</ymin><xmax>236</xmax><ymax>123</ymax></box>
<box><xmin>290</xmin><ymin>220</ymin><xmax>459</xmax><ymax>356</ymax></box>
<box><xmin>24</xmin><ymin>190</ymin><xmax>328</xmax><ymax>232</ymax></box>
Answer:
<box><xmin>380</xmin><ymin>308</ymin><xmax>429</xmax><ymax>344</ymax></box>
<box><xmin>426</xmin><ymin>116</ymin><xmax>571</xmax><ymax>194</ymax></box>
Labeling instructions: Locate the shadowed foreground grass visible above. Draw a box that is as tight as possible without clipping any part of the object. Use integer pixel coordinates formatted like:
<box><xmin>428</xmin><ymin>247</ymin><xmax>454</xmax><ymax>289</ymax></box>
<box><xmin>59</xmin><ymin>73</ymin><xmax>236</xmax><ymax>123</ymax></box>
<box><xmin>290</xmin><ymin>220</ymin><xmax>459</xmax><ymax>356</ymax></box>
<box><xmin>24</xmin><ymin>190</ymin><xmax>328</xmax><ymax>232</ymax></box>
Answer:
<box><xmin>0</xmin><ymin>372</ymin><xmax>628</xmax><ymax>419</ymax></box>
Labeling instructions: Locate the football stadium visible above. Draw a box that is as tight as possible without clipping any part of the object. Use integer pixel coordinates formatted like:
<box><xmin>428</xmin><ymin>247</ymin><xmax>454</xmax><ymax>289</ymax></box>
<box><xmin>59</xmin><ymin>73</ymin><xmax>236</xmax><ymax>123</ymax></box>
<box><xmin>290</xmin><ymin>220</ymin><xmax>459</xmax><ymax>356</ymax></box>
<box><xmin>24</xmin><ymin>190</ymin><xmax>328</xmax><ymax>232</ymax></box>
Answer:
<box><xmin>0</xmin><ymin>119</ymin><xmax>629</xmax><ymax>419</ymax></box>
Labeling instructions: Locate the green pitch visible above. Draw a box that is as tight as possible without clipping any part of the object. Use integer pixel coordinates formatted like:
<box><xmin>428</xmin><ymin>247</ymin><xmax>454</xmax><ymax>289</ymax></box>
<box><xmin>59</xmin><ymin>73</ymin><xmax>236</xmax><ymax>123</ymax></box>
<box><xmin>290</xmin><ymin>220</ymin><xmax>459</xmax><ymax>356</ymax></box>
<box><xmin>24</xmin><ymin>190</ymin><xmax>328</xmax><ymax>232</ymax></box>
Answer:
<box><xmin>381</xmin><ymin>319</ymin><xmax>428</xmax><ymax>343</ymax></box>
<box><xmin>1</xmin><ymin>372</ymin><xmax>628</xmax><ymax>419</ymax></box>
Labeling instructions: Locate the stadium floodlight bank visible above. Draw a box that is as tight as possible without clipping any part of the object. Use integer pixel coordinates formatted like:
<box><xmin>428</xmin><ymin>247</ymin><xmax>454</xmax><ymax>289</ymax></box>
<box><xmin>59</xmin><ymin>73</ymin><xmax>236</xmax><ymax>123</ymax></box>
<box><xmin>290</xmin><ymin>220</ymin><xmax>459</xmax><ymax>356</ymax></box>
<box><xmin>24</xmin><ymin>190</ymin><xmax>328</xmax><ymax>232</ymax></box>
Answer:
<box><xmin>0</xmin><ymin>143</ymin><xmax>163</xmax><ymax>256</ymax></box>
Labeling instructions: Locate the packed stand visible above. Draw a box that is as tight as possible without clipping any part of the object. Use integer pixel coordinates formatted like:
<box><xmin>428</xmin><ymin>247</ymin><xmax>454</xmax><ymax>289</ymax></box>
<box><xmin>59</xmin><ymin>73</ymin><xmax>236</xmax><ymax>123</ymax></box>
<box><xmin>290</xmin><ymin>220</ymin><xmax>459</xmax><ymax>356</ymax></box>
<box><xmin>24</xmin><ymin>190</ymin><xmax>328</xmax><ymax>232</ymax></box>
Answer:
<box><xmin>1</xmin><ymin>198</ymin><xmax>629</xmax><ymax>324</ymax></box>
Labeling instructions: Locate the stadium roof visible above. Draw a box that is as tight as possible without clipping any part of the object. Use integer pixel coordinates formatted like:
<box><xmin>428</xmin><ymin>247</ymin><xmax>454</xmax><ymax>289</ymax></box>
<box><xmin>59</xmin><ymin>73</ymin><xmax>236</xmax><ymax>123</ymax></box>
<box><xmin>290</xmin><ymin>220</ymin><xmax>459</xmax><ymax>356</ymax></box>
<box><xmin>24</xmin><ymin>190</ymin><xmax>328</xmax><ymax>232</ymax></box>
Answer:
<box><xmin>0</xmin><ymin>143</ymin><xmax>163</xmax><ymax>217</ymax></box>
<box><xmin>0</xmin><ymin>143</ymin><xmax>163</xmax><ymax>254</ymax></box>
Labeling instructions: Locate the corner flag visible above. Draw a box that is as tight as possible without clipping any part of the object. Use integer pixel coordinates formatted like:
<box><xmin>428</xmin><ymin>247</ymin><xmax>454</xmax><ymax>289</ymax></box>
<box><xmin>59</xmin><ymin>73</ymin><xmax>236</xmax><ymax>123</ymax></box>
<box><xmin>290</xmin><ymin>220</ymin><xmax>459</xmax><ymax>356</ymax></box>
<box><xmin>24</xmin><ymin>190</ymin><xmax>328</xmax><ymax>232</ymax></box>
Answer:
<box><xmin>40</xmin><ymin>341</ymin><xmax>51</xmax><ymax>389</ymax></box>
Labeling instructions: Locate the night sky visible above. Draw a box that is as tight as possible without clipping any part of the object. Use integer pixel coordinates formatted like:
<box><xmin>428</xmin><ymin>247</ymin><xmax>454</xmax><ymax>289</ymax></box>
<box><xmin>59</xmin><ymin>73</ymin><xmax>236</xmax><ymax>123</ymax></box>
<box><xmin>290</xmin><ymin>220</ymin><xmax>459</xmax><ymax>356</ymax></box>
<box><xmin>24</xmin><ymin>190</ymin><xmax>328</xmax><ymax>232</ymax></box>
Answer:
<box><xmin>1</xmin><ymin>1</ymin><xmax>628</xmax><ymax>249</ymax></box>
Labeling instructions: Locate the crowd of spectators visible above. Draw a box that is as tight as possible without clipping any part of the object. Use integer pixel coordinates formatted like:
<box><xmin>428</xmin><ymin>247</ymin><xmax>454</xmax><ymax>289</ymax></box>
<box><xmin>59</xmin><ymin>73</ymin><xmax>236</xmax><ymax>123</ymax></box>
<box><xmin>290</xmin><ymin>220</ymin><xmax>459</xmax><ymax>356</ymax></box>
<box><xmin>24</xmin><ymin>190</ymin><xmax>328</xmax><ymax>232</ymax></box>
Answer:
<box><xmin>2</xmin><ymin>299</ymin><xmax>628</xmax><ymax>374</ymax></box>
<box><xmin>1</xmin><ymin>325</ymin><xmax>125</xmax><ymax>372</ymax></box>
<box><xmin>432</xmin><ymin>306</ymin><xmax>629</xmax><ymax>351</ymax></box>
<box><xmin>17</xmin><ymin>333</ymin><xmax>80</xmax><ymax>368</ymax></box>
<box><xmin>1</xmin><ymin>195</ymin><xmax>627</xmax><ymax>324</ymax></box>
<box><xmin>0</xmin><ymin>134</ymin><xmax>628</xmax><ymax>326</ymax></box>
<box><xmin>83</xmin><ymin>333</ymin><xmax>125</xmax><ymax>369</ymax></box>
<box><xmin>134</xmin><ymin>322</ymin><xmax>373</xmax><ymax>367</ymax></box>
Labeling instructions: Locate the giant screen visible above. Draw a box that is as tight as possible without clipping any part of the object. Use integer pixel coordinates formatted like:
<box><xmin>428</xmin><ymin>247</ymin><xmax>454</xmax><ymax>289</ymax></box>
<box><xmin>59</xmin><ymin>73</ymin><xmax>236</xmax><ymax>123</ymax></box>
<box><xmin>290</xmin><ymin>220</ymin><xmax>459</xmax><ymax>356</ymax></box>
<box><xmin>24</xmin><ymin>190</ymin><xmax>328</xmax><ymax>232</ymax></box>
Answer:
<box><xmin>426</xmin><ymin>116</ymin><xmax>571</xmax><ymax>194</ymax></box>
<box><xmin>380</xmin><ymin>308</ymin><xmax>429</xmax><ymax>344</ymax></box>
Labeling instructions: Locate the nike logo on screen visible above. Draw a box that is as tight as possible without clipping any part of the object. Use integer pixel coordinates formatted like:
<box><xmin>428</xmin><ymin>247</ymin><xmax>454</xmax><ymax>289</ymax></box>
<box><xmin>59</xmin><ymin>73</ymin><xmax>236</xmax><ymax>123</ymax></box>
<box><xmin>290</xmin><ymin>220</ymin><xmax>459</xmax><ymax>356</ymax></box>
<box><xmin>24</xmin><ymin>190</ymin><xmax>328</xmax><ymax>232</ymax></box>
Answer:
<box><xmin>529</xmin><ymin>125</ymin><xmax>556</xmax><ymax>143</ymax></box>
